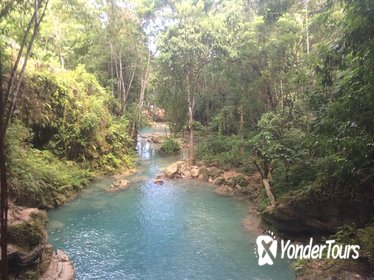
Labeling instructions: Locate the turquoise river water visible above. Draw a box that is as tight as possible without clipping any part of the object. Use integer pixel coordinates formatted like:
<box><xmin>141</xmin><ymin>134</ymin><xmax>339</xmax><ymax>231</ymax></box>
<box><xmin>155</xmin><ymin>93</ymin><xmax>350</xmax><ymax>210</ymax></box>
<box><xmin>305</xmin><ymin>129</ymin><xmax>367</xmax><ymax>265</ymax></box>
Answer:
<box><xmin>47</xmin><ymin>125</ymin><xmax>295</xmax><ymax>280</ymax></box>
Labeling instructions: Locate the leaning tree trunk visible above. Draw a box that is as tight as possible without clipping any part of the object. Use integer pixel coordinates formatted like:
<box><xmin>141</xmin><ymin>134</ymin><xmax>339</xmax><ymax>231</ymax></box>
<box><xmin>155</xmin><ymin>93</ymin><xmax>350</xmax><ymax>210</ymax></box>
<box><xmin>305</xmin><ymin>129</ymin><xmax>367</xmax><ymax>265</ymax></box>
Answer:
<box><xmin>262</xmin><ymin>178</ymin><xmax>276</xmax><ymax>209</ymax></box>
<box><xmin>253</xmin><ymin>159</ymin><xmax>276</xmax><ymax>209</ymax></box>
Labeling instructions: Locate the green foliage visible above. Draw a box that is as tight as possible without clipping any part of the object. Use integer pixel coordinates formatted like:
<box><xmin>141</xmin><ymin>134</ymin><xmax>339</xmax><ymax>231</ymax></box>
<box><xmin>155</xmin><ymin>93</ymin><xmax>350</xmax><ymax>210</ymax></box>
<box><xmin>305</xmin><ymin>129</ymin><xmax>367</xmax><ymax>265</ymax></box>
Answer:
<box><xmin>7</xmin><ymin>122</ymin><xmax>90</xmax><ymax>208</ymax></box>
<box><xmin>257</xmin><ymin>190</ymin><xmax>271</xmax><ymax>212</ymax></box>
<box><xmin>357</xmin><ymin>226</ymin><xmax>374</xmax><ymax>264</ymax></box>
<box><xmin>196</xmin><ymin>135</ymin><xmax>250</xmax><ymax>168</ymax></box>
<box><xmin>19</xmin><ymin>66</ymin><xmax>135</xmax><ymax>173</ymax></box>
<box><xmin>213</xmin><ymin>106</ymin><xmax>238</xmax><ymax>135</ymax></box>
<box><xmin>192</xmin><ymin>120</ymin><xmax>205</xmax><ymax>132</ymax></box>
<box><xmin>331</xmin><ymin>224</ymin><xmax>357</xmax><ymax>244</ymax></box>
<box><xmin>160</xmin><ymin>138</ymin><xmax>180</xmax><ymax>154</ymax></box>
<box><xmin>6</xmin><ymin>65</ymin><xmax>136</xmax><ymax>208</ymax></box>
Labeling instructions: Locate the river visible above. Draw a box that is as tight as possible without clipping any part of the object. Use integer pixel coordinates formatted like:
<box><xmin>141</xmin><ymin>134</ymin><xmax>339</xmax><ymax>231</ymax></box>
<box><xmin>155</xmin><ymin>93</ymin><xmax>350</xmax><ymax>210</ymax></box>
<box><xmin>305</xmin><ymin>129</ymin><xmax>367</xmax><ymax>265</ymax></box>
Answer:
<box><xmin>47</xmin><ymin>124</ymin><xmax>295</xmax><ymax>280</ymax></box>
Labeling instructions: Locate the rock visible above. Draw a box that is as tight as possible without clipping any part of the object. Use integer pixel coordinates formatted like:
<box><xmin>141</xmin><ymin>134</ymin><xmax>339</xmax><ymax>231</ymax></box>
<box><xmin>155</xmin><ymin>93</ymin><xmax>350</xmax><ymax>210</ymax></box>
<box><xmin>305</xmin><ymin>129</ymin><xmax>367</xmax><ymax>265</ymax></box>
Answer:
<box><xmin>233</xmin><ymin>175</ymin><xmax>247</xmax><ymax>186</ymax></box>
<box><xmin>226</xmin><ymin>178</ymin><xmax>236</xmax><ymax>187</ymax></box>
<box><xmin>7</xmin><ymin>208</ymin><xmax>52</xmax><ymax>278</ymax></box>
<box><xmin>214</xmin><ymin>185</ymin><xmax>235</xmax><ymax>196</ymax></box>
<box><xmin>208</xmin><ymin>177</ymin><xmax>214</xmax><ymax>183</ymax></box>
<box><xmin>40</xmin><ymin>249</ymin><xmax>75</xmax><ymax>280</ymax></box>
<box><xmin>198</xmin><ymin>166</ymin><xmax>207</xmax><ymax>176</ymax></box>
<box><xmin>261</xmin><ymin>190</ymin><xmax>374</xmax><ymax>234</ymax></box>
<box><xmin>154</xmin><ymin>178</ymin><xmax>164</xmax><ymax>185</ymax></box>
<box><xmin>8</xmin><ymin>210</ymin><xmax>48</xmax><ymax>248</ymax></box>
<box><xmin>198</xmin><ymin>173</ymin><xmax>209</xmax><ymax>181</ymax></box>
<box><xmin>213</xmin><ymin>176</ymin><xmax>225</xmax><ymax>185</ymax></box>
<box><xmin>8</xmin><ymin>243</ymin><xmax>45</xmax><ymax>271</ymax></box>
<box><xmin>206</xmin><ymin>166</ymin><xmax>223</xmax><ymax>178</ymax></box>
<box><xmin>151</xmin><ymin>135</ymin><xmax>162</xmax><ymax>143</ymax></box>
<box><xmin>181</xmin><ymin>170</ymin><xmax>191</xmax><ymax>179</ymax></box>
<box><xmin>197</xmin><ymin>166</ymin><xmax>209</xmax><ymax>181</ymax></box>
<box><xmin>107</xmin><ymin>179</ymin><xmax>130</xmax><ymax>192</ymax></box>
<box><xmin>174</xmin><ymin>173</ymin><xmax>183</xmax><ymax>179</ymax></box>
<box><xmin>155</xmin><ymin>174</ymin><xmax>164</xmax><ymax>180</ymax></box>
<box><xmin>179</xmin><ymin>161</ymin><xmax>191</xmax><ymax>173</ymax></box>
<box><xmin>164</xmin><ymin>161</ymin><xmax>185</xmax><ymax>178</ymax></box>
<box><xmin>190</xmin><ymin>166</ymin><xmax>199</xmax><ymax>178</ymax></box>
<box><xmin>234</xmin><ymin>184</ymin><xmax>242</xmax><ymax>190</ymax></box>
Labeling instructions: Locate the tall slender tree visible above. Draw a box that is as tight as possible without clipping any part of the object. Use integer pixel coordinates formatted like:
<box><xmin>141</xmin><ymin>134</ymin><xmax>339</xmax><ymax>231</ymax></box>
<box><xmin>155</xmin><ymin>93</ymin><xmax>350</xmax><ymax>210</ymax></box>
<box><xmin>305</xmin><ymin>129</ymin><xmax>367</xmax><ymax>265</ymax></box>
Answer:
<box><xmin>0</xmin><ymin>0</ymin><xmax>49</xmax><ymax>278</ymax></box>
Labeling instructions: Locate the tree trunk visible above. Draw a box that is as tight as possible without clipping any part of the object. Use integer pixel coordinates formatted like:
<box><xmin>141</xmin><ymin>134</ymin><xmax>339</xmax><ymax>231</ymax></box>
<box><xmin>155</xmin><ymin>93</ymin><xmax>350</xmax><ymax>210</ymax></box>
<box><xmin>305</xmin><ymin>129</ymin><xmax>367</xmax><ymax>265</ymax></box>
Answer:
<box><xmin>253</xmin><ymin>159</ymin><xmax>276</xmax><ymax>209</ymax></box>
<box><xmin>262</xmin><ymin>178</ymin><xmax>276</xmax><ymax>209</ymax></box>
<box><xmin>131</xmin><ymin>49</ymin><xmax>151</xmax><ymax>139</ymax></box>
<box><xmin>109</xmin><ymin>42</ymin><xmax>114</xmax><ymax>97</ymax></box>
<box><xmin>0</xmin><ymin>2</ymin><xmax>49</xmax><ymax>278</ymax></box>
<box><xmin>187</xmin><ymin>72</ymin><xmax>194</xmax><ymax>165</ymax></box>
<box><xmin>0</xmin><ymin>45</ymin><xmax>9</xmax><ymax>280</ymax></box>
<box><xmin>119</xmin><ymin>52</ymin><xmax>125</xmax><ymax>112</ymax></box>
<box><xmin>305</xmin><ymin>0</ymin><xmax>310</xmax><ymax>55</ymax></box>
<box><xmin>238</xmin><ymin>104</ymin><xmax>244</xmax><ymax>139</ymax></box>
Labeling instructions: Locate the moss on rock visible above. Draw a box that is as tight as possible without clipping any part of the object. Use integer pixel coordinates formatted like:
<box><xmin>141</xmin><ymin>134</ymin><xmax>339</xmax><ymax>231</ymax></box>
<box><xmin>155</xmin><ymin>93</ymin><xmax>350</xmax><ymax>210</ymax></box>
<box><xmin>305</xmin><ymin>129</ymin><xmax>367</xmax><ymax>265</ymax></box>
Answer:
<box><xmin>8</xmin><ymin>211</ymin><xmax>47</xmax><ymax>249</ymax></box>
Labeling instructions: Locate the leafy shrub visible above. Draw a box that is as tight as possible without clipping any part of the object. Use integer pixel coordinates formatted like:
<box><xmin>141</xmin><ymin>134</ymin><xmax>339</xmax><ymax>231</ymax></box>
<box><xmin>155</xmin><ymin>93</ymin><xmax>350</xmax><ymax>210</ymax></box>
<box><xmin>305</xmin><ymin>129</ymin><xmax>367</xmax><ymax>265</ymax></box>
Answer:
<box><xmin>357</xmin><ymin>226</ymin><xmax>374</xmax><ymax>264</ymax></box>
<box><xmin>7</xmin><ymin>122</ymin><xmax>90</xmax><ymax>208</ymax></box>
<box><xmin>257</xmin><ymin>190</ymin><xmax>271</xmax><ymax>212</ymax></box>
<box><xmin>18</xmin><ymin>65</ymin><xmax>135</xmax><ymax>173</ymax></box>
<box><xmin>192</xmin><ymin>120</ymin><xmax>205</xmax><ymax>131</ymax></box>
<box><xmin>160</xmin><ymin>138</ymin><xmax>180</xmax><ymax>153</ymax></box>
<box><xmin>196</xmin><ymin>135</ymin><xmax>251</xmax><ymax>167</ymax></box>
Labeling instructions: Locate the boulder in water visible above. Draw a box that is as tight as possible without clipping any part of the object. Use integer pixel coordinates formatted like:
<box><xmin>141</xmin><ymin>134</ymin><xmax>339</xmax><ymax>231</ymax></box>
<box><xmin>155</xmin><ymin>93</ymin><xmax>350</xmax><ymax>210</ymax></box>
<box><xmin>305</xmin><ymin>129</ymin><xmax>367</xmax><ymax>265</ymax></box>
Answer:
<box><xmin>214</xmin><ymin>185</ymin><xmax>235</xmax><ymax>196</ymax></box>
<box><xmin>154</xmin><ymin>178</ymin><xmax>164</xmax><ymax>185</ymax></box>
<box><xmin>107</xmin><ymin>179</ymin><xmax>130</xmax><ymax>192</ymax></box>
<box><xmin>164</xmin><ymin>161</ymin><xmax>185</xmax><ymax>178</ymax></box>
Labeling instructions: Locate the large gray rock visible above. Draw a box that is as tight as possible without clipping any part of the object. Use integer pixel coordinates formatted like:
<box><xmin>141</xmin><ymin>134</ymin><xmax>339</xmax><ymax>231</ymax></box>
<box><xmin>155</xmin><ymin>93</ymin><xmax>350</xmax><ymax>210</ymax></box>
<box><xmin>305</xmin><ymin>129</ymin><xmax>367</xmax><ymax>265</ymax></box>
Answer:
<box><xmin>164</xmin><ymin>161</ymin><xmax>185</xmax><ymax>178</ymax></box>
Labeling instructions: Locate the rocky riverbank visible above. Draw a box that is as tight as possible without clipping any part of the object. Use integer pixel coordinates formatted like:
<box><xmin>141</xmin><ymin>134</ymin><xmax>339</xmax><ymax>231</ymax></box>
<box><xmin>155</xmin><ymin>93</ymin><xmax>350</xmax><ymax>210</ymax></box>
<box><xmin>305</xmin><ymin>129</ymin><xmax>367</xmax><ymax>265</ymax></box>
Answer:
<box><xmin>161</xmin><ymin>159</ymin><xmax>374</xmax><ymax>280</ymax></box>
<box><xmin>7</xmin><ymin>204</ymin><xmax>74</xmax><ymax>279</ymax></box>
<box><xmin>162</xmin><ymin>160</ymin><xmax>262</xmax><ymax>198</ymax></box>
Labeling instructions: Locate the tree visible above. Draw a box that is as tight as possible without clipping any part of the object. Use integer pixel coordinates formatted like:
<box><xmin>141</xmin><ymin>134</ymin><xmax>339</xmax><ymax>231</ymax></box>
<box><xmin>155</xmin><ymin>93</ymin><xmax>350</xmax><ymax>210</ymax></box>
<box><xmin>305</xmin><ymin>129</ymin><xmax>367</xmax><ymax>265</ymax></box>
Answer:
<box><xmin>0</xmin><ymin>0</ymin><xmax>49</xmax><ymax>278</ymax></box>
<box><xmin>157</xmin><ymin>0</ymin><xmax>228</xmax><ymax>164</ymax></box>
